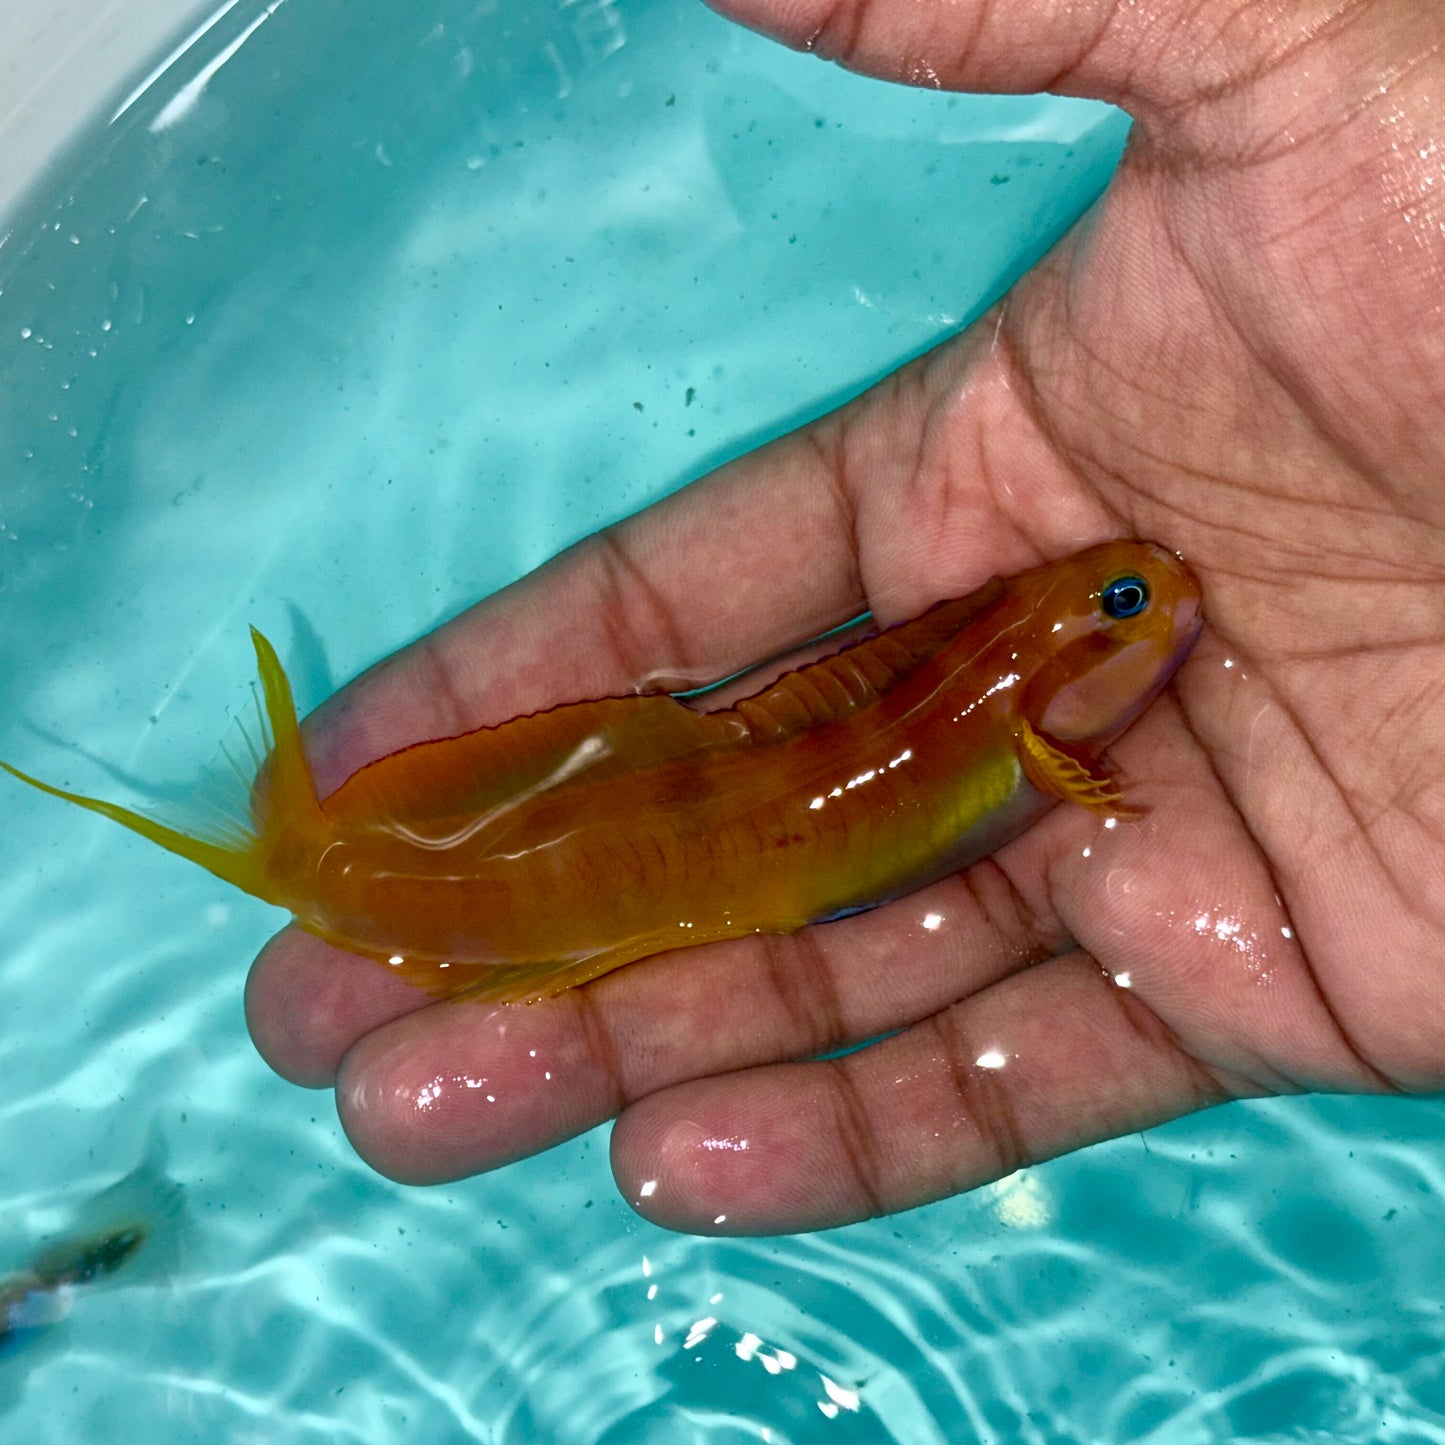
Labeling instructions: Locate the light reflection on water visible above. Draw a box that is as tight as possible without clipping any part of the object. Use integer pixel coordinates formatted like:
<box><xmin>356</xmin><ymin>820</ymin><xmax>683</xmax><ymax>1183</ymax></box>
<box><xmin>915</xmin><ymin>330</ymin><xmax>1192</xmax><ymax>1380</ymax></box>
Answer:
<box><xmin>2</xmin><ymin>0</ymin><xmax>1442</xmax><ymax>1441</ymax></box>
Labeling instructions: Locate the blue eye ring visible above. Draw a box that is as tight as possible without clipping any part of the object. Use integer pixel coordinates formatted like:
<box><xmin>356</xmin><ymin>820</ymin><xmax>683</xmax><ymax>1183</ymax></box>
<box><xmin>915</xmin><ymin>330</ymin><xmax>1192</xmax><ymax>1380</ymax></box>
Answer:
<box><xmin>1101</xmin><ymin>575</ymin><xmax>1150</xmax><ymax>619</ymax></box>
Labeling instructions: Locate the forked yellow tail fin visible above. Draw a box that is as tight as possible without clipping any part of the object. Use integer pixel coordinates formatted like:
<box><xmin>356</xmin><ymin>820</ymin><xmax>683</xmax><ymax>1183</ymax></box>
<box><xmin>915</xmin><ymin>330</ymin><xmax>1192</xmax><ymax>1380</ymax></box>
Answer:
<box><xmin>1</xmin><ymin>629</ymin><xmax>325</xmax><ymax>905</ymax></box>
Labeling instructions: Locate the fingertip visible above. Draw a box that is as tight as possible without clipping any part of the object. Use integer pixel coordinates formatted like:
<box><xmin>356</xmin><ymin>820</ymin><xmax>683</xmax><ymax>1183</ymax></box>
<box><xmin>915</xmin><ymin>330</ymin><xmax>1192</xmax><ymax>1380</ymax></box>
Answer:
<box><xmin>332</xmin><ymin>1003</ymin><xmax>543</xmax><ymax>1185</ymax></box>
<box><xmin>334</xmin><ymin>1017</ymin><xmax>466</xmax><ymax>1185</ymax></box>
<box><xmin>244</xmin><ymin>927</ymin><xmax>429</xmax><ymax>1089</ymax></box>
<box><xmin>611</xmin><ymin>1084</ymin><xmax>822</xmax><ymax>1236</ymax></box>
<box><xmin>244</xmin><ymin>932</ymin><xmax>340</xmax><ymax>1088</ymax></box>
<box><xmin>696</xmin><ymin>0</ymin><xmax>821</xmax><ymax>51</ymax></box>
<box><xmin>333</xmin><ymin>995</ymin><xmax>627</xmax><ymax>1186</ymax></box>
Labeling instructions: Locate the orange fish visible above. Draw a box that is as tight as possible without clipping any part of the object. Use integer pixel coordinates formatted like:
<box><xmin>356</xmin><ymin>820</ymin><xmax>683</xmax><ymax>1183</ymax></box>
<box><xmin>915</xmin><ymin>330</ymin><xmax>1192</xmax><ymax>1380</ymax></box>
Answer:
<box><xmin>2</xmin><ymin>540</ymin><xmax>1201</xmax><ymax>1002</ymax></box>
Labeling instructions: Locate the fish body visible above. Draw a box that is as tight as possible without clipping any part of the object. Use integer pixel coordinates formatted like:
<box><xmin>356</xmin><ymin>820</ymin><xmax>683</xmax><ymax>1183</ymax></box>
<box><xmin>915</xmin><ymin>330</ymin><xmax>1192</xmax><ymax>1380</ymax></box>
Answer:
<box><xmin>0</xmin><ymin>1230</ymin><xmax>146</xmax><ymax>1354</ymax></box>
<box><xmin>2</xmin><ymin>541</ymin><xmax>1201</xmax><ymax>1001</ymax></box>
<box><xmin>1</xmin><ymin>1126</ymin><xmax>182</xmax><ymax>1359</ymax></box>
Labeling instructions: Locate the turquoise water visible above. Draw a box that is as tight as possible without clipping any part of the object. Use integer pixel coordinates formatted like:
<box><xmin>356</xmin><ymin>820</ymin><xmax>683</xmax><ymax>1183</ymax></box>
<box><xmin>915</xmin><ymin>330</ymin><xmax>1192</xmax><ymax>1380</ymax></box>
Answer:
<box><xmin>2</xmin><ymin>0</ymin><xmax>1443</xmax><ymax>1440</ymax></box>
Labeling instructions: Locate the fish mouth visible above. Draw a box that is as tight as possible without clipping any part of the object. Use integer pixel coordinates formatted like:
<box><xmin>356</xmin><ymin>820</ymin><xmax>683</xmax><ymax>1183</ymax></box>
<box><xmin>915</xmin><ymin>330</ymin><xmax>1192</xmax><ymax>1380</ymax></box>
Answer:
<box><xmin>1141</xmin><ymin>540</ymin><xmax>1204</xmax><ymax>660</ymax></box>
<box><xmin>1172</xmin><ymin>589</ymin><xmax>1204</xmax><ymax>657</ymax></box>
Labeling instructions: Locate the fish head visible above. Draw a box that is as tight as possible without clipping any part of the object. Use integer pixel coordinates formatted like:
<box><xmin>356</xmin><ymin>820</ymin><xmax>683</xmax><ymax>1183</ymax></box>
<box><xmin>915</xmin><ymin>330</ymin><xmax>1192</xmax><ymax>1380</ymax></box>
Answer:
<box><xmin>1018</xmin><ymin>540</ymin><xmax>1203</xmax><ymax>745</ymax></box>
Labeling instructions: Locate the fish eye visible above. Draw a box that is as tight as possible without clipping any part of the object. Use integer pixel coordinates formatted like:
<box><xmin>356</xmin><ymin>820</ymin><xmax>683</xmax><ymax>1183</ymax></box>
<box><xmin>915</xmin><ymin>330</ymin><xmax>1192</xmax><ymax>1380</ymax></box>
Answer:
<box><xmin>1101</xmin><ymin>575</ymin><xmax>1150</xmax><ymax>619</ymax></box>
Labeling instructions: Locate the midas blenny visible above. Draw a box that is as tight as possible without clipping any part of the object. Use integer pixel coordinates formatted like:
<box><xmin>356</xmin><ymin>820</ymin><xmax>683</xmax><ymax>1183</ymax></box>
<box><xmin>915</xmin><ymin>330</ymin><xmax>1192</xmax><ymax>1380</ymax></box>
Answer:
<box><xmin>2</xmin><ymin>540</ymin><xmax>1202</xmax><ymax>1002</ymax></box>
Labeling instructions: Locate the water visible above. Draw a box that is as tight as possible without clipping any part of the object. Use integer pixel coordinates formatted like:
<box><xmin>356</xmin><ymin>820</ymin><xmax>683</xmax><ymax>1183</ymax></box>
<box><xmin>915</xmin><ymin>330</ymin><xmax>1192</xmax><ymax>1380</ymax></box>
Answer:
<box><xmin>1</xmin><ymin>0</ymin><xmax>1443</xmax><ymax>1440</ymax></box>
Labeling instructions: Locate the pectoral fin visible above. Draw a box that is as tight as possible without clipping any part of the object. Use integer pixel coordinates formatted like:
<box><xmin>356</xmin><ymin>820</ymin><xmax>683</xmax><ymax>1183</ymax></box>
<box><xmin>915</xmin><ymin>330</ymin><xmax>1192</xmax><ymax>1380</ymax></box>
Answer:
<box><xmin>1016</xmin><ymin>720</ymin><xmax>1136</xmax><ymax>817</ymax></box>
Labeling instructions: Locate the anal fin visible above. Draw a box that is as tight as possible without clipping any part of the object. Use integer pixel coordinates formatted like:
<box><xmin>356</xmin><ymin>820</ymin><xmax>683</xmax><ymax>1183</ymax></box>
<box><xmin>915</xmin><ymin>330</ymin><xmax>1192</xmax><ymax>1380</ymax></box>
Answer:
<box><xmin>370</xmin><ymin>921</ymin><xmax>757</xmax><ymax>1005</ymax></box>
<box><xmin>371</xmin><ymin>945</ymin><xmax>651</xmax><ymax>1005</ymax></box>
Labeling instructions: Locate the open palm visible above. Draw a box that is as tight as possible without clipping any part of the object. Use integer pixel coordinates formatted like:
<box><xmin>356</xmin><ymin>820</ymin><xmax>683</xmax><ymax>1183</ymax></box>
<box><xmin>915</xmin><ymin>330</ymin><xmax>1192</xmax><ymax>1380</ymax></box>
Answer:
<box><xmin>245</xmin><ymin>0</ymin><xmax>1445</xmax><ymax>1231</ymax></box>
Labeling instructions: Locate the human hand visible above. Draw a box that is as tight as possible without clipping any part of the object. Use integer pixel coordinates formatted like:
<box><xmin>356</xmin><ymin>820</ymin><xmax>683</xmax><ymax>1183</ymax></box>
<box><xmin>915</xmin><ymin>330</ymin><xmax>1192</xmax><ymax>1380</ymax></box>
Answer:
<box><xmin>245</xmin><ymin>0</ymin><xmax>1445</xmax><ymax>1231</ymax></box>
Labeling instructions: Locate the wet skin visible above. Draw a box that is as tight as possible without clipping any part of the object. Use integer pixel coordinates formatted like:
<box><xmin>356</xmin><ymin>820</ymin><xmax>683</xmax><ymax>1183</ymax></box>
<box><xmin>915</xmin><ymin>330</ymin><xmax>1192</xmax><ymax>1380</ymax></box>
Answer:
<box><xmin>245</xmin><ymin>0</ymin><xmax>1445</xmax><ymax>1232</ymax></box>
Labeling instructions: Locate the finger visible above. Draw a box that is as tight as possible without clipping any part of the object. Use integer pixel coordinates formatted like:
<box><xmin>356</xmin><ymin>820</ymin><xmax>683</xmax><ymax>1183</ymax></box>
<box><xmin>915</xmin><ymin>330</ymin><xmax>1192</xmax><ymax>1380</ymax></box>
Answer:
<box><xmin>318</xmin><ymin>695</ymin><xmax>1321</xmax><ymax>1213</ymax></box>
<box><xmin>244</xmin><ymin>929</ymin><xmax>431</xmax><ymax>1088</ymax></box>
<box><xmin>704</xmin><ymin>0</ymin><xmax>1287</xmax><ymax>130</ymax></box>
<box><xmin>247</xmin><ymin>319</ymin><xmax>1107</xmax><ymax>1087</ymax></box>
<box><xmin>301</xmin><ymin>432</ymin><xmax>865</xmax><ymax>799</ymax></box>
<box><xmin>247</xmin><ymin>652</ymin><xmax>1192</xmax><ymax>1110</ymax></box>
<box><xmin>248</xmin><ymin>756</ymin><xmax>1074</xmax><ymax>1097</ymax></box>
<box><xmin>327</xmin><ymin>860</ymin><xmax>1072</xmax><ymax>1183</ymax></box>
<box><xmin>609</xmin><ymin>950</ymin><xmax>1235</xmax><ymax>1235</ymax></box>
<box><xmin>298</xmin><ymin>319</ymin><xmax>1098</xmax><ymax>799</ymax></box>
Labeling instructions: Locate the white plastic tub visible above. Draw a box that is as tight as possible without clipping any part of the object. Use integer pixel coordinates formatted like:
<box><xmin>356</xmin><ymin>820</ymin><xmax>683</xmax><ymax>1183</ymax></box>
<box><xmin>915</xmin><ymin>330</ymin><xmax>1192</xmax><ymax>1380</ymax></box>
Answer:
<box><xmin>0</xmin><ymin>0</ymin><xmax>210</xmax><ymax>214</ymax></box>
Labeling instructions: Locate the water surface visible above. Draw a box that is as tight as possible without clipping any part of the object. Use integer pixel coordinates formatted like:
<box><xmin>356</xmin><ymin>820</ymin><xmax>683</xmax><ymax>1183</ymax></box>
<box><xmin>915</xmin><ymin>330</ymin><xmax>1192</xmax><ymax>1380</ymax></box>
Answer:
<box><xmin>2</xmin><ymin>0</ymin><xmax>1441</xmax><ymax>1440</ymax></box>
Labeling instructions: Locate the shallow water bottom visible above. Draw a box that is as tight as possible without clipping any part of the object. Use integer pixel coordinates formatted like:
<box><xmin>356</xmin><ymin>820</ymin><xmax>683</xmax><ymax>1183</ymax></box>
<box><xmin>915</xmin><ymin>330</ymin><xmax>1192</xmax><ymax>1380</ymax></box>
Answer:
<box><xmin>1</xmin><ymin>0</ymin><xmax>1444</xmax><ymax>1439</ymax></box>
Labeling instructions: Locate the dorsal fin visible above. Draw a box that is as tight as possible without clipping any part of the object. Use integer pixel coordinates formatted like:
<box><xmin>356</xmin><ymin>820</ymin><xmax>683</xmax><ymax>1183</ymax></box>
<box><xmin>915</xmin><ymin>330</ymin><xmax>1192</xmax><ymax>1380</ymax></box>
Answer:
<box><xmin>726</xmin><ymin>581</ymin><xmax>1003</xmax><ymax>742</ymax></box>
<box><xmin>325</xmin><ymin>580</ymin><xmax>1003</xmax><ymax>827</ymax></box>
<box><xmin>322</xmin><ymin>694</ymin><xmax>746</xmax><ymax>828</ymax></box>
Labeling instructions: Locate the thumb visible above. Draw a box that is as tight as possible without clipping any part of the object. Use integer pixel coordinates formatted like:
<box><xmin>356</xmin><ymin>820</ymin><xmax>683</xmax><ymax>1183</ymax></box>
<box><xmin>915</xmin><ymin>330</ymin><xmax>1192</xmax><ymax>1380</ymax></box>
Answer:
<box><xmin>705</xmin><ymin>0</ymin><xmax>1320</xmax><ymax>133</ymax></box>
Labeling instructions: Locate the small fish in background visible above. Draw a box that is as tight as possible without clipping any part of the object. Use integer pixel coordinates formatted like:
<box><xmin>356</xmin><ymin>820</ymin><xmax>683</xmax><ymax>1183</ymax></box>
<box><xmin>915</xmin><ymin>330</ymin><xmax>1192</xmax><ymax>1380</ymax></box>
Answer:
<box><xmin>0</xmin><ymin>1124</ymin><xmax>185</xmax><ymax>1361</ymax></box>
